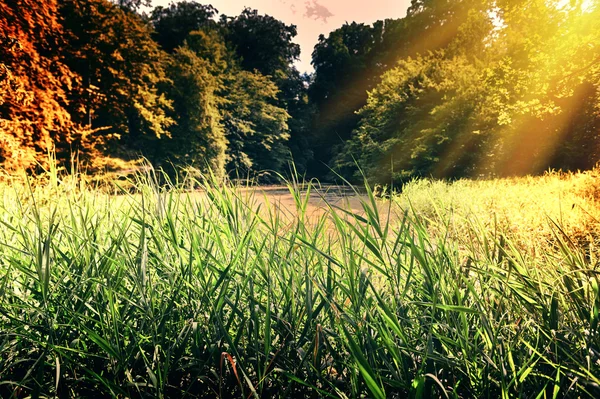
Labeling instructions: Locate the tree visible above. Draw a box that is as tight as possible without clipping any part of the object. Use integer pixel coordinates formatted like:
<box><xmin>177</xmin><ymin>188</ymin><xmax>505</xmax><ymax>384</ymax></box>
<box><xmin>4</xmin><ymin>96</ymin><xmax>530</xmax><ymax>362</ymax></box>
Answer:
<box><xmin>338</xmin><ymin>0</ymin><xmax>600</xmax><ymax>184</ymax></box>
<box><xmin>111</xmin><ymin>0</ymin><xmax>151</xmax><ymax>11</ymax></box>
<box><xmin>337</xmin><ymin>53</ymin><xmax>492</xmax><ymax>184</ymax></box>
<box><xmin>308</xmin><ymin>22</ymin><xmax>386</xmax><ymax>178</ymax></box>
<box><xmin>307</xmin><ymin>0</ymin><xmax>497</xmax><ymax>180</ymax></box>
<box><xmin>222</xmin><ymin>8</ymin><xmax>300</xmax><ymax>79</ymax></box>
<box><xmin>150</xmin><ymin>1</ymin><xmax>219</xmax><ymax>53</ymax></box>
<box><xmin>59</xmin><ymin>0</ymin><xmax>173</xmax><ymax>166</ymax></box>
<box><xmin>283</xmin><ymin>72</ymin><xmax>314</xmax><ymax>174</ymax></box>
<box><xmin>220</xmin><ymin>69</ymin><xmax>290</xmax><ymax>176</ymax></box>
<box><xmin>0</xmin><ymin>0</ymin><xmax>79</xmax><ymax>170</ymax></box>
<box><xmin>160</xmin><ymin>34</ymin><xmax>227</xmax><ymax>178</ymax></box>
<box><xmin>148</xmin><ymin>5</ymin><xmax>293</xmax><ymax>178</ymax></box>
<box><xmin>222</xmin><ymin>8</ymin><xmax>308</xmax><ymax>174</ymax></box>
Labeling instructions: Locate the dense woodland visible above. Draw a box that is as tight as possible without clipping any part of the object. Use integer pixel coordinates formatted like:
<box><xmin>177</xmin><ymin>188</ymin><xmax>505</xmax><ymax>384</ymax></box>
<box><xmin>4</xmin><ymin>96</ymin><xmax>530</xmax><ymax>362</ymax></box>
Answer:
<box><xmin>1</xmin><ymin>0</ymin><xmax>600</xmax><ymax>184</ymax></box>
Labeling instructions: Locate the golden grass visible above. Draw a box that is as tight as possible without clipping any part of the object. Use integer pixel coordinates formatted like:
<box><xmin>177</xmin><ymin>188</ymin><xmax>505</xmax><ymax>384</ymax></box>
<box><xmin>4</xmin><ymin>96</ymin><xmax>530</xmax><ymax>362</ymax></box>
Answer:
<box><xmin>396</xmin><ymin>169</ymin><xmax>600</xmax><ymax>261</ymax></box>
<box><xmin>1</xmin><ymin>166</ymin><xmax>600</xmax><ymax>397</ymax></box>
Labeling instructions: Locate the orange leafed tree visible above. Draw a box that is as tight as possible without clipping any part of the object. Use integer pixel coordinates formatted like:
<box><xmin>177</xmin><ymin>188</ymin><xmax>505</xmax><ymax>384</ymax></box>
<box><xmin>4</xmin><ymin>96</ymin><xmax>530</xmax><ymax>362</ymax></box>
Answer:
<box><xmin>0</xmin><ymin>0</ymin><xmax>82</xmax><ymax>170</ymax></box>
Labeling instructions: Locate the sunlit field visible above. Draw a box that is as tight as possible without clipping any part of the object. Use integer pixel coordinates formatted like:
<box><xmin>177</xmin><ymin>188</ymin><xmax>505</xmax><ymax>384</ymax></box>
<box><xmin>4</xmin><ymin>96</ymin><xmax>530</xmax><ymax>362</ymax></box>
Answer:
<box><xmin>1</xmin><ymin>168</ymin><xmax>599</xmax><ymax>398</ymax></box>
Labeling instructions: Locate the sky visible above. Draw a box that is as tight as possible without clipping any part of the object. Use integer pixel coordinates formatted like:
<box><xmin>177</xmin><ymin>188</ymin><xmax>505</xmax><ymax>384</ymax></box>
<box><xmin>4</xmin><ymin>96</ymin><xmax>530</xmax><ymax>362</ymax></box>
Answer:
<box><xmin>151</xmin><ymin>0</ymin><xmax>411</xmax><ymax>72</ymax></box>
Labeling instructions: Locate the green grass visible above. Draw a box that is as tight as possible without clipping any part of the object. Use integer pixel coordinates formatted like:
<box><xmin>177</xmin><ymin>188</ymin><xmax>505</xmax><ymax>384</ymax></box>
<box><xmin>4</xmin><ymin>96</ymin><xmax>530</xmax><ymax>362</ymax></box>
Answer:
<box><xmin>1</xmin><ymin>167</ymin><xmax>599</xmax><ymax>398</ymax></box>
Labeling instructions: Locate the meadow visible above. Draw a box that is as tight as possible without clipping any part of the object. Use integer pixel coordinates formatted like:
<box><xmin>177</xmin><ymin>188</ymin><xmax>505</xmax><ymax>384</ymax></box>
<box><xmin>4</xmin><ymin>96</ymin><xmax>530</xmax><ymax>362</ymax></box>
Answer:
<box><xmin>0</xmin><ymin>167</ymin><xmax>599</xmax><ymax>398</ymax></box>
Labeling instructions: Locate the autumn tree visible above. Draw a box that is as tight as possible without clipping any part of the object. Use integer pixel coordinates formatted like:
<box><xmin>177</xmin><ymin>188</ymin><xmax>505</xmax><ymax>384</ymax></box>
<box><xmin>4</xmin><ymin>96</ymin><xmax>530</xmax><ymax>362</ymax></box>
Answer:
<box><xmin>0</xmin><ymin>0</ymin><xmax>80</xmax><ymax>170</ymax></box>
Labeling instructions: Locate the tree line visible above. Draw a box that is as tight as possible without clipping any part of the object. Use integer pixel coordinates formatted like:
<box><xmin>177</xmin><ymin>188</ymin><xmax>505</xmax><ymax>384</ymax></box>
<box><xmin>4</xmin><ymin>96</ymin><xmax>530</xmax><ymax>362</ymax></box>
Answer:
<box><xmin>1</xmin><ymin>0</ymin><xmax>599</xmax><ymax>184</ymax></box>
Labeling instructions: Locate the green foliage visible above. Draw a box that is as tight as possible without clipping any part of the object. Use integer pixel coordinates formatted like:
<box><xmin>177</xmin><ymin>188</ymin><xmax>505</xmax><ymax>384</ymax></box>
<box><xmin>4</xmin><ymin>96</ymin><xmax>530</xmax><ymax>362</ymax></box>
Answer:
<box><xmin>308</xmin><ymin>22</ymin><xmax>388</xmax><ymax>178</ymax></box>
<box><xmin>160</xmin><ymin>41</ymin><xmax>227</xmax><ymax>179</ymax></box>
<box><xmin>150</xmin><ymin>1</ymin><xmax>219</xmax><ymax>53</ymax></box>
<box><xmin>149</xmin><ymin>21</ymin><xmax>291</xmax><ymax>179</ymax></box>
<box><xmin>1</xmin><ymin>167</ymin><xmax>600</xmax><ymax>397</ymax></box>
<box><xmin>110</xmin><ymin>0</ymin><xmax>151</xmax><ymax>11</ymax></box>
<box><xmin>59</xmin><ymin>0</ymin><xmax>173</xmax><ymax>164</ymax></box>
<box><xmin>146</xmin><ymin>6</ymin><xmax>297</xmax><ymax>179</ymax></box>
<box><xmin>220</xmin><ymin>70</ymin><xmax>290</xmax><ymax>175</ymax></box>
<box><xmin>306</xmin><ymin>10</ymin><xmax>469</xmax><ymax>179</ymax></box>
<box><xmin>337</xmin><ymin>0</ymin><xmax>600</xmax><ymax>185</ymax></box>
<box><xmin>4</xmin><ymin>0</ymin><xmax>600</xmax><ymax>184</ymax></box>
<box><xmin>222</xmin><ymin>8</ymin><xmax>309</xmax><ymax>175</ymax></box>
<box><xmin>283</xmin><ymin>73</ymin><xmax>315</xmax><ymax>174</ymax></box>
<box><xmin>0</xmin><ymin>0</ymin><xmax>308</xmax><ymax>177</ymax></box>
<box><xmin>337</xmin><ymin>53</ymin><xmax>490</xmax><ymax>183</ymax></box>
<box><xmin>222</xmin><ymin>8</ymin><xmax>300</xmax><ymax>79</ymax></box>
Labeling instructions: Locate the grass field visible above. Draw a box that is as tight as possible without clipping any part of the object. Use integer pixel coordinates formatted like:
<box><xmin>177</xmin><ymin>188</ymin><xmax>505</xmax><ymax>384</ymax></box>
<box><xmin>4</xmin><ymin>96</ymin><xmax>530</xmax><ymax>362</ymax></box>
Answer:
<box><xmin>1</xmin><ymin>168</ymin><xmax>600</xmax><ymax>398</ymax></box>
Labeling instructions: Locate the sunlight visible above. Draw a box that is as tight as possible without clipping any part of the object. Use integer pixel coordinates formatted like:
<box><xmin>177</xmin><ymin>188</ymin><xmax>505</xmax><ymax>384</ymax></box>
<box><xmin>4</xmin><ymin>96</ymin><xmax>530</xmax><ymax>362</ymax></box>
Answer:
<box><xmin>4</xmin><ymin>1</ymin><xmax>600</xmax><ymax>397</ymax></box>
<box><xmin>582</xmin><ymin>0</ymin><xmax>595</xmax><ymax>11</ymax></box>
<box><xmin>557</xmin><ymin>0</ymin><xmax>595</xmax><ymax>12</ymax></box>
<box><xmin>435</xmin><ymin>0</ymin><xmax>600</xmax><ymax>176</ymax></box>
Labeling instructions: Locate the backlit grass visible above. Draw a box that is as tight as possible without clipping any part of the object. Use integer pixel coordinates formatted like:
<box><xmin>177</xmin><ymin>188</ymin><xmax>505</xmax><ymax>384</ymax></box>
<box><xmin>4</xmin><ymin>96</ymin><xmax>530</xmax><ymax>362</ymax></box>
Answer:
<box><xmin>0</xmin><ymin>168</ymin><xmax>599</xmax><ymax>398</ymax></box>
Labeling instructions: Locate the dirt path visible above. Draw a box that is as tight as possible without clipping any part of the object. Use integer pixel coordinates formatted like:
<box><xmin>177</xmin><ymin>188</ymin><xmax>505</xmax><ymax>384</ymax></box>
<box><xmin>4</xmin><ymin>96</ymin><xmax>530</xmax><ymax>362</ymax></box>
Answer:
<box><xmin>227</xmin><ymin>185</ymin><xmax>397</xmax><ymax>228</ymax></box>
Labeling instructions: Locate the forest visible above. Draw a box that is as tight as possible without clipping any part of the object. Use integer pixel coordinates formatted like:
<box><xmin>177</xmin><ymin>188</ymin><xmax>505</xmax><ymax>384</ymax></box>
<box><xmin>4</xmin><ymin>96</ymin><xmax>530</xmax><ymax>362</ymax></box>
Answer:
<box><xmin>2</xmin><ymin>0</ymin><xmax>599</xmax><ymax>184</ymax></box>
<box><xmin>3</xmin><ymin>1</ymin><xmax>600</xmax><ymax>398</ymax></box>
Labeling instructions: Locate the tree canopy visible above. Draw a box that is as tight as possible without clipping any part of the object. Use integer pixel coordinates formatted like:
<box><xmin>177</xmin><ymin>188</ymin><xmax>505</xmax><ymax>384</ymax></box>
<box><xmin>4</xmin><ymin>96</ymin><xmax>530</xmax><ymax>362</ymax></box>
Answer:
<box><xmin>0</xmin><ymin>0</ymin><xmax>78</xmax><ymax>170</ymax></box>
<box><xmin>59</xmin><ymin>0</ymin><xmax>173</xmax><ymax>168</ymax></box>
<box><xmin>222</xmin><ymin>8</ymin><xmax>300</xmax><ymax>79</ymax></box>
<box><xmin>150</xmin><ymin>1</ymin><xmax>219</xmax><ymax>53</ymax></box>
<box><xmin>335</xmin><ymin>0</ymin><xmax>600</xmax><ymax>184</ymax></box>
<box><xmin>1</xmin><ymin>0</ymin><xmax>600</xmax><ymax>183</ymax></box>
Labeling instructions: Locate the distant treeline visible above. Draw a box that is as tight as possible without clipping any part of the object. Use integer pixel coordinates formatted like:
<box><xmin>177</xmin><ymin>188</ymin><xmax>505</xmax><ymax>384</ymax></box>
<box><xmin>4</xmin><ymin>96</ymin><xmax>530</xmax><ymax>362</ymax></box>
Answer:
<box><xmin>1</xmin><ymin>0</ymin><xmax>600</xmax><ymax>183</ymax></box>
